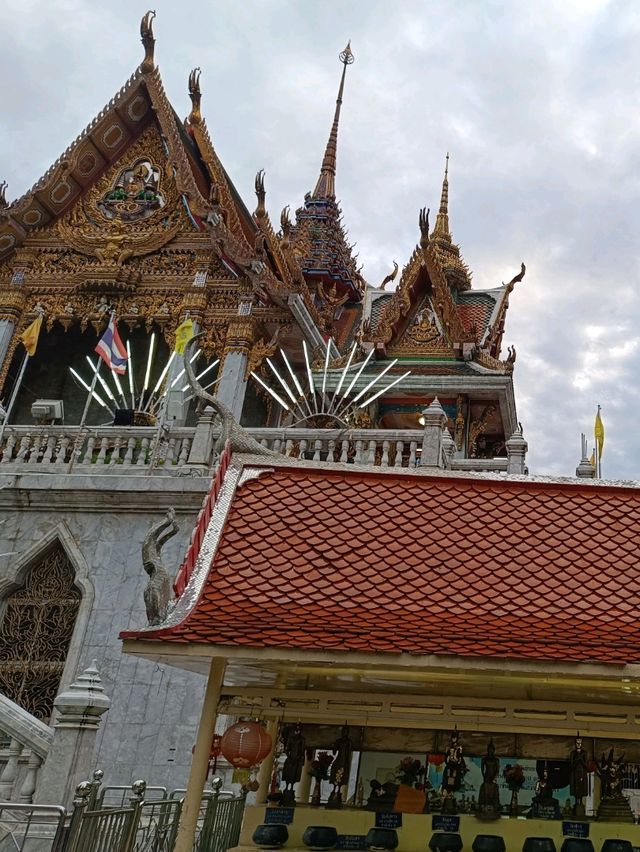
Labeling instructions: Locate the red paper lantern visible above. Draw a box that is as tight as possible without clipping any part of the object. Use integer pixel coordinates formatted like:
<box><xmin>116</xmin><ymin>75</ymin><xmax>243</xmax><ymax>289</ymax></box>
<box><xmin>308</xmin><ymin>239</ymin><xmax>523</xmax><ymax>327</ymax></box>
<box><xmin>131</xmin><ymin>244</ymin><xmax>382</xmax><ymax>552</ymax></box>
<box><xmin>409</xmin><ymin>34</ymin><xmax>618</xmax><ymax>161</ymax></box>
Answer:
<box><xmin>220</xmin><ymin>720</ymin><xmax>272</xmax><ymax>769</ymax></box>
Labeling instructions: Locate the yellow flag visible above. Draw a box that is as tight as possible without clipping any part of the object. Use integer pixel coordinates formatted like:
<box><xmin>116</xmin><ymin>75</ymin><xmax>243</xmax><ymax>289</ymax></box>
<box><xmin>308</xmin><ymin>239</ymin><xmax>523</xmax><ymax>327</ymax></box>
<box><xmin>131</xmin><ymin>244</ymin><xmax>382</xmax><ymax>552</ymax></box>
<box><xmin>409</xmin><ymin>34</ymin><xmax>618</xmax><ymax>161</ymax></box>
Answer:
<box><xmin>174</xmin><ymin>318</ymin><xmax>195</xmax><ymax>355</ymax></box>
<box><xmin>19</xmin><ymin>314</ymin><xmax>43</xmax><ymax>356</ymax></box>
<box><xmin>594</xmin><ymin>408</ymin><xmax>605</xmax><ymax>458</ymax></box>
<box><xmin>589</xmin><ymin>451</ymin><xmax>596</xmax><ymax>469</ymax></box>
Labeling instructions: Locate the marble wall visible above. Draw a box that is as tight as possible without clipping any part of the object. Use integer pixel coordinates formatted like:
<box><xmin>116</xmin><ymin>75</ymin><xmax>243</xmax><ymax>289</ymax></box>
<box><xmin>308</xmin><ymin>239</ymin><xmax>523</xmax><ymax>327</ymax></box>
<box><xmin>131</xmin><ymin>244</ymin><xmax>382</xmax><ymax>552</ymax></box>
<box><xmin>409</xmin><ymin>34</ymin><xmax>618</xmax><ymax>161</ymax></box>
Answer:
<box><xmin>0</xmin><ymin>471</ymin><xmax>211</xmax><ymax>792</ymax></box>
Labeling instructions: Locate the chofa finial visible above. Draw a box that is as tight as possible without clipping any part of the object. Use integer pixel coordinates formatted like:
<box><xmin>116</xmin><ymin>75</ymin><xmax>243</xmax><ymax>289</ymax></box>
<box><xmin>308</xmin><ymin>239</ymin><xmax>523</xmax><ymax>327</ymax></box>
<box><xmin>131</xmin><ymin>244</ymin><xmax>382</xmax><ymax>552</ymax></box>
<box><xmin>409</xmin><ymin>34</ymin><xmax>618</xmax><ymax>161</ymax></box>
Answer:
<box><xmin>188</xmin><ymin>67</ymin><xmax>202</xmax><ymax>124</ymax></box>
<box><xmin>379</xmin><ymin>261</ymin><xmax>398</xmax><ymax>290</ymax></box>
<box><xmin>140</xmin><ymin>11</ymin><xmax>156</xmax><ymax>74</ymax></box>
<box><xmin>419</xmin><ymin>207</ymin><xmax>430</xmax><ymax>249</ymax></box>
<box><xmin>0</xmin><ymin>181</ymin><xmax>7</xmax><ymax>210</ymax></box>
<box><xmin>254</xmin><ymin>169</ymin><xmax>266</xmax><ymax>219</ymax></box>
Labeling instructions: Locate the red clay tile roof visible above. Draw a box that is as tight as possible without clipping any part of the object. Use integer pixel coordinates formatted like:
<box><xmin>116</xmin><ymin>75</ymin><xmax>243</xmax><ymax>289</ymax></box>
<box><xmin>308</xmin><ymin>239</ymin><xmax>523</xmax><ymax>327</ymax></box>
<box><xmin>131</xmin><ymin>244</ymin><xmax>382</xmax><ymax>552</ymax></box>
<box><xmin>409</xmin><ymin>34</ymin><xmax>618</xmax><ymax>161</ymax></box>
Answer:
<box><xmin>122</xmin><ymin>464</ymin><xmax>640</xmax><ymax>665</ymax></box>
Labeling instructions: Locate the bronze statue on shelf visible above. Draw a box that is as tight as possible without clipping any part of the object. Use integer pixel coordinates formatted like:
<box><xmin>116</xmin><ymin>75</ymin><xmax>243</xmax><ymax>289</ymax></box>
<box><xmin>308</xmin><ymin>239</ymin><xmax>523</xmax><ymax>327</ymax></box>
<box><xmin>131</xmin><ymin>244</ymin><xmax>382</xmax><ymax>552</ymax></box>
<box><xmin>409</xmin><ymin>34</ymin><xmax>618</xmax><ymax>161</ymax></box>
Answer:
<box><xmin>327</xmin><ymin>724</ymin><xmax>353</xmax><ymax>809</ymax></box>
<box><xmin>531</xmin><ymin>766</ymin><xmax>559</xmax><ymax>819</ymax></box>
<box><xmin>281</xmin><ymin>723</ymin><xmax>305</xmax><ymax>806</ymax></box>
<box><xmin>594</xmin><ymin>747</ymin><xmax>634</xmax><ymax>823</ymax></box>
<box><xmin>441</xmin><ymin>729</ymin><xmax>467</xmax><ymax>814</ymax></box>
<box><xmin>478</xmin><ymin>739</ymin><xmax>500</xmax><ymax>818</ymax></box>
<box><xmin>596</xmin><ymin>748</ymin><xmax>625</xmax><ymax>800</ymax></box>
<box><xmin>569</xmin><ymin>735</ymin><xmax>589</xmax><ymax>817</ymax></box>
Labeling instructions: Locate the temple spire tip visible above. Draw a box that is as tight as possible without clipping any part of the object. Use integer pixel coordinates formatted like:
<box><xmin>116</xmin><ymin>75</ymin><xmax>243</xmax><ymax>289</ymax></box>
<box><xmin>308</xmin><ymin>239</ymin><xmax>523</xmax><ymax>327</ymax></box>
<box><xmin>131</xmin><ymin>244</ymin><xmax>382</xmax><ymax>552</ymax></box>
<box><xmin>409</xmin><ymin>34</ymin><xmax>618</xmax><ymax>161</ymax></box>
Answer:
<box><xmin>431</xmin><ymin>152</ymin><xmax>451</xmax><ymax>240</ymax></box>
<box><xmin>312</xmin><ymin>42</ymin><xmax>355</xmax><ymax>200</ymax></box>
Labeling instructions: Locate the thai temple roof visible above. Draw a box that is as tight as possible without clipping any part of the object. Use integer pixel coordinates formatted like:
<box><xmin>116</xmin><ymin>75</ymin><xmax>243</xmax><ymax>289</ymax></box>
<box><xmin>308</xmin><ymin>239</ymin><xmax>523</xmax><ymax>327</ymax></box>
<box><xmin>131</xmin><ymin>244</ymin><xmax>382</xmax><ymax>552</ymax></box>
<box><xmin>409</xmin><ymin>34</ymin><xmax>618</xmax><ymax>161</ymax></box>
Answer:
<box><xmin>0</xmin><ymin>12</ymin><xmax>526</xmax><ymax>374</ymax></box>
<box><xmin>122</xmin><ymin>451</ymin><xmax>640</xmax><ymax>666</ymax></box>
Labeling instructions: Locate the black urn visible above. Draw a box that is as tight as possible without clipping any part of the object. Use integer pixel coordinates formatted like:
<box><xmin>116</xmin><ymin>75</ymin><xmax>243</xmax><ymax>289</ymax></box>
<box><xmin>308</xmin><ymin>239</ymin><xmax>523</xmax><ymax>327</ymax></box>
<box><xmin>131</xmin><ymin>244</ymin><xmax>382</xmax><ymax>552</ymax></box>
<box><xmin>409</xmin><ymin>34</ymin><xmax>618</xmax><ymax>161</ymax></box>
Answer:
<box><xmin>472</xmin><ymin>836</ymin><xmax>507</xmax><ymax>852</ymax></box>
<box><xmin>302</xmin><ymin>826</ymin><xmax>339</xmax><ymax>851</ymax></box>
<box><xmin>559</xmin><ymin>840</ymin><xmax>594</xmax><ymax>852</ymax></box>
<box><xmin>365</xmin><ymin>827</ymin><xmax>399</xmax><ymax>851</ymax></box>
<box><xmin>429</xmin><ymin>832</ymin><xmax>464</xmax><ymax>851</ymax></box>
<box><xmin>600</xmin><ymin>842</ymin><xmax>633</xmax><ymax>852</ymax></box>
<box><xmin>523</xmin><ymin>839</ymin><xmax>557</xmax><ymax>852</ymax></box>
<box><xmin>252</xmin><ymin>823</ymin><xmax>289</xmax><ymax>849</ymax></box>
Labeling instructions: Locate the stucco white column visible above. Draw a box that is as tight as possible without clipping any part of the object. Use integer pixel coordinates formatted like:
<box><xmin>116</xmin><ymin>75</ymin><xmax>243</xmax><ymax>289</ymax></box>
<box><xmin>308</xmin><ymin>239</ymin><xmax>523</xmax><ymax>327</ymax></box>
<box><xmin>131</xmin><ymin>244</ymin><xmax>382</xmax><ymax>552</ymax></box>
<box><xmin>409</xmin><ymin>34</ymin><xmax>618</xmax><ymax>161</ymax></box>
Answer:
<box><xmin>165</xmin><ymin>321</ymin><xmax>201</xmax><ymax>427</ymax></box>
<box><xmin>255</xmin><ymin>719</ymin><xmax>279</xmax><ymax>805</ymax></box>
<box><xmin>296</xmin><ymin>751</ymin><xmax>313</xmax><ymax>805</ymax></box>
<box><xmin>421</xmin><ymin>398</ymin><xmax>447</xmax><ymax>467</ymax></box>
<box><xmin>35</xmin><ymin>662</ymin><xmax>110</xmax><ymax>810</ymax></box>
<box><xmin>216</xmin><ymin>351</ymin><xmax>248</xmax><ymax>421</ymax></box>
<box><xmin>0</xmin><ymin>319</ymin><xmax>15</xmax><ymax>371</ymax></box>
<box><xmin>174</xmin><ymin>657</ymin><xmax>226</xmax><ymax>852</ymax></box>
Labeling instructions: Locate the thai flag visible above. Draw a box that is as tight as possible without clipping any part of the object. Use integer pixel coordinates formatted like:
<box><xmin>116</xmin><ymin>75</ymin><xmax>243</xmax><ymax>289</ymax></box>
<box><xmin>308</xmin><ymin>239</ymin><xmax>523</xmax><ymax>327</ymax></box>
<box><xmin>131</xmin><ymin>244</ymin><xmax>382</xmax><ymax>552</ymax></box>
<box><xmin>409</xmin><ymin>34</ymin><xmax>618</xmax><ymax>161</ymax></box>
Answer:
<box><xmin>95</xmin><ymin>315</ymin><xmax>128</xmax><ymax>375</ymax></box>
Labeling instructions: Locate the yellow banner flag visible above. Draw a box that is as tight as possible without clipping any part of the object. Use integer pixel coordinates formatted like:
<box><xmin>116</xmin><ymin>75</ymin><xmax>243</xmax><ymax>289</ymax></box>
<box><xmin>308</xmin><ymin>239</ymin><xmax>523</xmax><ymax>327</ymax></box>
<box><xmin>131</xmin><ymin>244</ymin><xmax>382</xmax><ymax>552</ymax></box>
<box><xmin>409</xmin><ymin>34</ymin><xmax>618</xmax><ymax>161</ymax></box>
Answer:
<box><xmin>174</xmin><ymin>318</ymin><xmax>195</xmax><ymax>355</ymax></box>
<box><xmin>594</xmin><ymin>407</ymin><xmax>605</xmax><ymax>458</ymax></box>
<box><xmin>19</xmin><ymin>314</ymin><xmax>43</xmax><ymax>356</ymax></box>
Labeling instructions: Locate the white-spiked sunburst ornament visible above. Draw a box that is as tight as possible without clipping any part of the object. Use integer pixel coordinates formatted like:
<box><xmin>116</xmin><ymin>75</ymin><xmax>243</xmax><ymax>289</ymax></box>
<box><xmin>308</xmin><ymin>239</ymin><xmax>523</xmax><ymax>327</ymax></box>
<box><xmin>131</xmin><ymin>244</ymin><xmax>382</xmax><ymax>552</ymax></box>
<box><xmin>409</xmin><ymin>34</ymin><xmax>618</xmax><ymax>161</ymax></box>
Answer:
<box><xmin>250</xmin><ymin>338</ymin><xmax>411</xmax><ymax>427</ymax></box>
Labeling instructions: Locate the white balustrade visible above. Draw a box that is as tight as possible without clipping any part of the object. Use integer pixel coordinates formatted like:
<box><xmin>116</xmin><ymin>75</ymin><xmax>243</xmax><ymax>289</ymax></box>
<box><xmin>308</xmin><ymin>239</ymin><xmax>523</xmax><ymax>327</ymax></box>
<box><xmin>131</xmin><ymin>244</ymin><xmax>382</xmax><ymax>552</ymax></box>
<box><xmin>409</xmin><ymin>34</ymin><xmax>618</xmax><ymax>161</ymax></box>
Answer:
<box><xmin>0</xmin><ymin>424</ymin><xmax>508</xmax><ymax>474</ymax></box>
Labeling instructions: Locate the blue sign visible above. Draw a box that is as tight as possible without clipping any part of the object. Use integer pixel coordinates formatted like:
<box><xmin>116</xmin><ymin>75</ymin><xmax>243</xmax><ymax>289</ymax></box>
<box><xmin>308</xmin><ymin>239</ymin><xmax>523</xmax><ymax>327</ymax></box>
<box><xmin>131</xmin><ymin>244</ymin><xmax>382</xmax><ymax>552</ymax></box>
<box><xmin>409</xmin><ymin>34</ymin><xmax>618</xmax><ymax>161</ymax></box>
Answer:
<box><xmin>432</xmin><ymin>814</ymin><xmax>460</xmax><ymax>833</ymax></box>
<box><xmin>336</xmin><ymin>835</ymin><xmax>368</xmax><ymax>850</ymax></box>
<box><xmin>264</xmin><ymin>807</ymin><xmax>295</xmax><ymax>825</ymax></box>
<box><xmin>562</xmin><ymin>821</ymin><xmax>589</xmax><ymax>838</ymax></box>
<box><xmin>375</xmin><ymin>811</ymin><xmax>402</xmax><ymax>828</ymax></box>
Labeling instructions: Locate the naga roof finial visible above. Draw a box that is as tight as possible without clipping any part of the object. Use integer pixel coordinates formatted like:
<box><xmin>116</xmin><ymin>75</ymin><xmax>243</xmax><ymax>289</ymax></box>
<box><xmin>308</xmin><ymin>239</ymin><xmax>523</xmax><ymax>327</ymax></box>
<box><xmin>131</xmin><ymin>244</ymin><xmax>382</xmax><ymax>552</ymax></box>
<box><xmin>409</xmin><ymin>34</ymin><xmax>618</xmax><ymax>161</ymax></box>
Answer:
<box><xmin>254</xmin><ymin>169</ymin><xmax>266</xmax><ymax>219</ymax></box>
<box><xmin>312</xmin><ymin>41</ymin><xmax>355</xmax><ymax>200</ymax></box>
<box><xmin>0</xmin><ymin>181</ymin><xmax>7</xmax><ymax>210</ymax></box>
<box><xmin>188</xmin><ymin>67</ymin><xmax>202</xmax><ymax>124</ymax></box>
<box><xmin>431</xmin><ymin>152</ymin><xmax>450</xmax><ymax>240</ymax></box>
<box><xmin>419</xmin><ymin>206</ymin><xmax>430</xmax><ymax>249</ymax></box>
<box><xmin>140</xmin><ymin>10</ymin><xmax>156</xmax><ymax>74</ymax></box>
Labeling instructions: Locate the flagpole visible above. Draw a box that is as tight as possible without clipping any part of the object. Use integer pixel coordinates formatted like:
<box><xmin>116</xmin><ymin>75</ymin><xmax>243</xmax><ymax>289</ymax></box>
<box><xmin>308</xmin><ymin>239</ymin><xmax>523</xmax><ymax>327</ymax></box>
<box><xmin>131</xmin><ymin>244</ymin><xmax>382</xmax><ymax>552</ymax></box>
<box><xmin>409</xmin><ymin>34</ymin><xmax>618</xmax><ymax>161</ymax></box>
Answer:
<box><xmin>0</xmin><ymin>351</ymin><xmax>30</xmax><ymax>448</ymax></box>
<box><xmin>68</xmin><ymin>356</ymin><xmax>102</xmax><ymax>473</ymax></box>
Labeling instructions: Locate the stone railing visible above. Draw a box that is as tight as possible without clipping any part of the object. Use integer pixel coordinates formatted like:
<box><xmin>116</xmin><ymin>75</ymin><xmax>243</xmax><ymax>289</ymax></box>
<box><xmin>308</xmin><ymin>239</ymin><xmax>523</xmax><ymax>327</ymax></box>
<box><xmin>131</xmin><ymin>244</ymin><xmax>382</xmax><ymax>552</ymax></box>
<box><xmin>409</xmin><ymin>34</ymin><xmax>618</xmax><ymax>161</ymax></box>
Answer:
<box><xmin>0</xmin><ymin>423</ymin><xmax>511</xmax><ymax>475</ymax></box>
<box><xmin>0</xmin><ymin>425</ymin><xmax>193</xmax><ymax>472</ymax></box>
<box><xmin>0</xmin><ymin>692</ymin><xmax>52</xmax><ymax>804</ymax></box>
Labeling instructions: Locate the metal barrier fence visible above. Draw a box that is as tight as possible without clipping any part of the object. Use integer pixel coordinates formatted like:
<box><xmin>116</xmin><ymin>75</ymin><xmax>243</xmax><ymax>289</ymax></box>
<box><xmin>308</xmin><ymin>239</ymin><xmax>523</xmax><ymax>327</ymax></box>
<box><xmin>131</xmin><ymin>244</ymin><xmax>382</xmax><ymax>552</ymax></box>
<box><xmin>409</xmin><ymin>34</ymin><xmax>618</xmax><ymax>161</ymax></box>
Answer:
<box><xmin>0</xmin><ymin>801</ymin><xmax>67</xmax><ymax>851</ymax></box>
<box><xmin>0</xmin><ymin>772</ymin><xmax>246</xmax><ymax>852</ymax></box>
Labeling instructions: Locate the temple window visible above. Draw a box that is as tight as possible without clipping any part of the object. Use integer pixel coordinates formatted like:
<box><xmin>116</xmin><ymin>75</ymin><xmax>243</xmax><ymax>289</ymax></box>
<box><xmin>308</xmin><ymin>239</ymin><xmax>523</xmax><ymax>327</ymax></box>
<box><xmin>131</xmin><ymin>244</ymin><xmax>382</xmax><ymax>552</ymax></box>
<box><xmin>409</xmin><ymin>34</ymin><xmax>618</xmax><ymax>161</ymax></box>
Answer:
<box><xmin>0</xmin><ymin>542</ymin><xmax>81</xmax><ymax>721</ymax></box>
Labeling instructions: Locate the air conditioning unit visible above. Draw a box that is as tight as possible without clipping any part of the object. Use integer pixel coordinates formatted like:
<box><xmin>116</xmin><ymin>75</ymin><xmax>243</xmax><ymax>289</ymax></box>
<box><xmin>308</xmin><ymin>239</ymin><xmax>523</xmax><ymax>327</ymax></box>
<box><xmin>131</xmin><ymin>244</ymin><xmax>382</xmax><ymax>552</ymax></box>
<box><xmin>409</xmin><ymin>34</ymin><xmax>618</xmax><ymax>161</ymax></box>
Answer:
<box><xmin>31</xmin><ymin>399</ymin><xmax>64</xmax><ymax>422</ymax></box>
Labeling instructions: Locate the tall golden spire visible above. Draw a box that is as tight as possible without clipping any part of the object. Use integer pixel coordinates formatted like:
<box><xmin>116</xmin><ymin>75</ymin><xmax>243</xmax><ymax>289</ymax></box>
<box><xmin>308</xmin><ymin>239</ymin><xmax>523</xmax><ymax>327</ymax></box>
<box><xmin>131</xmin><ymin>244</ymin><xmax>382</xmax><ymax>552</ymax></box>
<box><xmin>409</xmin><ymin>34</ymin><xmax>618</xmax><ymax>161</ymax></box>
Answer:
<box><xmin>312</xmin><ymin>42</ymin><xmax>354</xmax><ymax>199</ymax></box>
<box><xmin>431</xmin><ymin>152</ymin><xmax>450</xmax><ymax>240</ymax></box>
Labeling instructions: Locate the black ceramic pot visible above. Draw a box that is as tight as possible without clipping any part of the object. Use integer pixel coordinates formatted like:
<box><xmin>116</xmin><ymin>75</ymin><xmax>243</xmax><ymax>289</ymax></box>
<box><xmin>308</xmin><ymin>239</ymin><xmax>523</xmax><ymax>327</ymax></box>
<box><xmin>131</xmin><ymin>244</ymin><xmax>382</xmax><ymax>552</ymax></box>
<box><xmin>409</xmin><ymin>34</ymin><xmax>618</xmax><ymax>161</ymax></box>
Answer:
<box><xmin>302</xmin><ymin>826</ymin><xmax>339</xmax><ymax>851</ymax></box>
<box><xmin>472</xmin><ymin>836</ymin><xmax>507</xmax><ymax>852</ymax></box>
<box><xmin>559</xmin><ymin>840</ymin><xmax>594</xmax><ymax>852</ymax></box>
<box><xmin>365</xmin><ymin>827</ymin><xmax>399</xmax><ymax>851</ymax></box>
<box><xmin>429</xmin><ymin>832</ymin><xmax>464</xmax><ymax>851</ymax></box>
<box><xmin>252</xmin><ymin>823</ymin><xmax>289</xmax><ymax>849</ymax></box>
<box><xmin>523</xmin><ymin>839</ymin><xmax>557</xmax><ymax>852</ymax></box>
<box><xmin>600</xmin><ymin>842</ymin><xmax>633</xmax><ymax>852</ymax></box>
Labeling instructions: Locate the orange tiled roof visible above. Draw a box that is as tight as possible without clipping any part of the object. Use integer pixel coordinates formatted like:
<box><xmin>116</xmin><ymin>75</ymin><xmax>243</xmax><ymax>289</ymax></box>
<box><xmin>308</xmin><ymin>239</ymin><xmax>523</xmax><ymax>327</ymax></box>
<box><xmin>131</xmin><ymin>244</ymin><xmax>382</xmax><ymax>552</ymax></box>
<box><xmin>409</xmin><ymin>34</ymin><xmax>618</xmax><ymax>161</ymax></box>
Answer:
<box><xmin>122</xmin><ymin>464</ymin><xmax>640</xmax><ymax>664</ymax></box>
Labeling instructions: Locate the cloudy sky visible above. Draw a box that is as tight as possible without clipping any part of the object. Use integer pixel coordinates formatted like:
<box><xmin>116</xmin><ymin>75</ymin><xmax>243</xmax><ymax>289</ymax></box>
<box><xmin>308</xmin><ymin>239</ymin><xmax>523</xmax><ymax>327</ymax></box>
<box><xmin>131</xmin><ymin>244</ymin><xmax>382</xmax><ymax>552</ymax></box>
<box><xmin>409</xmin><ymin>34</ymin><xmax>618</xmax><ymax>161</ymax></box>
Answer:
<box><xmin>1</xmin><ymin>0</ymin><xmax>638</xmax><ymax>478</ymax></box>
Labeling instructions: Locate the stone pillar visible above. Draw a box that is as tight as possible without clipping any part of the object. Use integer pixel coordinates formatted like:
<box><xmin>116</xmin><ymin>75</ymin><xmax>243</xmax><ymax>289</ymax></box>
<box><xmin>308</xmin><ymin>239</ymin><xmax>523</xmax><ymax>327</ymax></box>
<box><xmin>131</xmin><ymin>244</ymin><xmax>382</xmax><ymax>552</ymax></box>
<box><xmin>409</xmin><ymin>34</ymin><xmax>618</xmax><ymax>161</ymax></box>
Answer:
<box><xmin>505</xmin><ymin>426</ymin><xmax>528</xmax><ymax>475</ymax></box>
<box><xmin>421</xmin><ymin>398</ymin><xmax>447</xmax><ymax>467</ymax></box>
<box><xmin>441</xmin><ymin>428</ymin><xmax>456</xmax><ymax>469</ymax></box>
<box><xmin>0</xmin><ymin>319</ymin><xmax>15</xmax><ymax>370</ymax></box>
<box><xmin>576</xmin><ymin>455</ymin><xmax>596</xmax><ymax>478</ymax></box>
<box><xmin>186</xmin><ymin>408</ymin><xmax>218</xmax><ymax>468</ymax></box>
<box><xmin>35</xmin><ymin>662</ymin><xmax>110</xmax><ymax>810</ymax></box>
<box><xmin>216</xmin><ymin>320</ymin><xmax>253</xmax><ymax>422</ymax></box>
<box><xmin>255</xmin><ymin>720</ymin><xmax>279</xmax><ymax>805</ymax></box>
